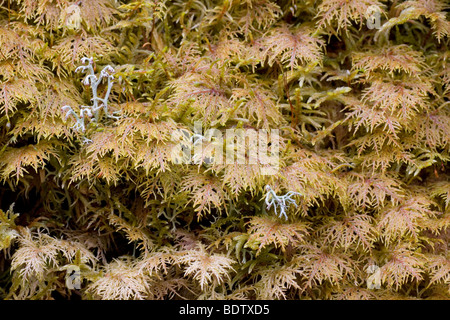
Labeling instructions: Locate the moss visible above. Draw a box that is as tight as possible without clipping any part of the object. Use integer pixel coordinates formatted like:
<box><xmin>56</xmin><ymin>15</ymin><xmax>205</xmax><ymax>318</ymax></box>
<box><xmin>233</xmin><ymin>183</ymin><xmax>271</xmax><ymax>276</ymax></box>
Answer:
<box><xmin>0</xmin><ymin>0</ymin><xmax>449</xmax><ymax>300</ymax></box>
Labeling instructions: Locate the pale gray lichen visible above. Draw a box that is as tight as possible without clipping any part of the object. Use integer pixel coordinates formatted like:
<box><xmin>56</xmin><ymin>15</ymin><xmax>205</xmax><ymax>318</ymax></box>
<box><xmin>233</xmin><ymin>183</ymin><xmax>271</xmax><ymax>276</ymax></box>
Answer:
<box><xmin>264</xmin><ymin>185</ymin><xmax>302</xmax><ymax>220</ymax></box>
<box><xmin>62</xmin><ymin>57</ymin><xmax>121</xmax><ymax>133</ymax></box>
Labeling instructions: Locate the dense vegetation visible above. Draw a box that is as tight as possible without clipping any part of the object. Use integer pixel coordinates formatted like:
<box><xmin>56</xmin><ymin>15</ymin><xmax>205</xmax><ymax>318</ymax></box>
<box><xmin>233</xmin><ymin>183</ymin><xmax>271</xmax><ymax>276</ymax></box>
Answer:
<box><xmin>0</xmin><ymin>0</ymin><xmax>449</xmax><ymax>300</ymax></box>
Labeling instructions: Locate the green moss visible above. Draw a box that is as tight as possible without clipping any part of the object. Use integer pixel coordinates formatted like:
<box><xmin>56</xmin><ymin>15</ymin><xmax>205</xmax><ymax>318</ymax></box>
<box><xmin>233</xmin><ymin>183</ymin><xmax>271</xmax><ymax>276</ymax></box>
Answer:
<box><xmin>0</xmin><ymin>0</ymin><xmax>449</xmax><ymax>300</ymax></box>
